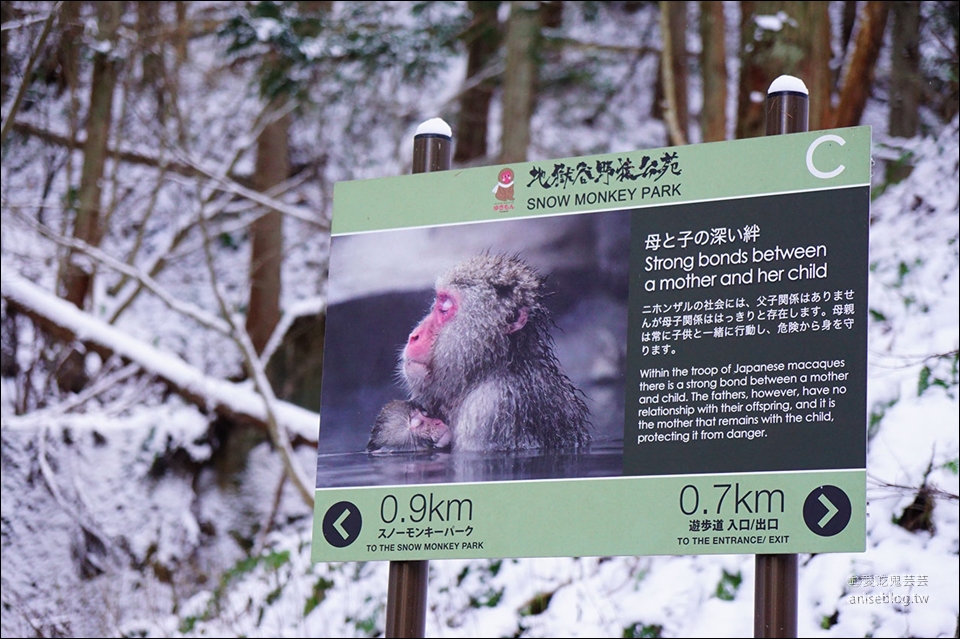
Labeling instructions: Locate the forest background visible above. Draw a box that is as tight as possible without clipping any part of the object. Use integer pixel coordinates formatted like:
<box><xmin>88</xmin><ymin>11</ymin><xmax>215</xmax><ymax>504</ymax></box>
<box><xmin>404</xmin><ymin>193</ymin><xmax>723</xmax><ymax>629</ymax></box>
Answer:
<box><xmin>1</xmin><ymin>1</ymin><xmax>958</xmax><ymax>637</ymax></box>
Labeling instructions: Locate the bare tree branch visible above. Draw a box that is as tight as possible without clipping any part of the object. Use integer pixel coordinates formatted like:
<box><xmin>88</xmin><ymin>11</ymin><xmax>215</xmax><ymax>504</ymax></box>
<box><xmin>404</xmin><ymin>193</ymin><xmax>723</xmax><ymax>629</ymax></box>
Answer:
<box><xmin>91</xmin><ymin>96</ymin><xmax>315</xmax><ymax>324</ymax></box>
<box><xmin>197</xmin><ymin>203</ymin><xmax>315</xmax><ymax>507</ymax></box>
<box><xmin>0</xmin><ymin>2</ymin><xmax>62</xmax><ymax>145</ymax></box>
<box><xmin>542</xmin><ymin>34</ymin><xmax>659</xmax><ymax>57</ymax></box>
<box><xmin>868</xmin><ymin>473</ymin><xmax>959</xmax><ymax>501</ymax></box>
<box><xmin>10</xmin><ymin>361</ymin><xmax>140</xmax><ymax>427</ymax></box>
<box><xmin>10</xmin><ymin>120</ymin><xmax>214</xmax><ymax>180</ymax></box>
<box><xmin>9</xmin><ymin>121</ymin><xmax>326</xmax><ymax>229</ymax></box>
<box><xmin>174</xmin><ymin>149</ymin><xmax>325</xmax><ymax>228</ymax></box>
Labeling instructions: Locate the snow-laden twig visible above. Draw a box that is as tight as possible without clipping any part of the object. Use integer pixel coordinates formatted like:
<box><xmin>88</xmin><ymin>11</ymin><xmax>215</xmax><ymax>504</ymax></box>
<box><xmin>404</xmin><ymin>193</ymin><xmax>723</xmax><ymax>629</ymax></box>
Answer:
<box><xmin>196</xmin><ymin>203</ymin><xmax>315</xmax><ymax>508</ymax></box>
<box><xmin>259</xmin><ymin>296</ymin><xmax>326</xmax><ymax>372</ymax></box>
<box><xmin>8</xmin><ymin>361</ymin><xmax>140</xmax><ymax>428</ymax></box>
<box><xmin>182</xmin><ymin>156</ymin><xmax>326</xmax><ymax>228</ymax></box>
<box><xmin>11</xmin><ymin>209</ymin><xmax>232</xmax><ymax>335</ymax></box>
<box><xmin>1</xmin><ymin>271</ymin><xmax>320</xmax><ymax>442</ymax></box>
<box><xmin>34</xmin><ymin>427</ymin><xmax>115</xmax><ymax>575</ymax></box>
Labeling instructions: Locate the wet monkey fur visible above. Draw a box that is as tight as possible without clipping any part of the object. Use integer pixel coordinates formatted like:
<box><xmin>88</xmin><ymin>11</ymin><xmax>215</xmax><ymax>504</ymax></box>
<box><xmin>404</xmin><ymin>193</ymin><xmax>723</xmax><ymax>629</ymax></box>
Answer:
<box><xmin>394</xmin><ymin>254</ymin><xmax>590</xmax><ymax>452</ymax></box>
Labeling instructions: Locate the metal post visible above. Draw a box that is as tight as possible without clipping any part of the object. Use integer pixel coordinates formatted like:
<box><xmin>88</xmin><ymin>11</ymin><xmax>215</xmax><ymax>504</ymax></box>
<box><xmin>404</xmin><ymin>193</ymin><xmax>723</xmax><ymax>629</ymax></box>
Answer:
<box><xmin>755</xmin><ymin>74</ymin><xmax>807</xmax><ymax>639</ymax></box>
<box><xmin>412</xmin><ymin>131</ymin><xmax>452</xmax><ymax>174</ymax></box>
<box><xmin>755</xmin><ymin>551</ymin><xmax>799</xmax><ymax>638</ymax></box>
<box><xmin>386</xmin><ymin>560</ymin><xmax>430</xmax><ymax>638</ymax></box>
<box><xmin>765</xmin><ymin>79</ymin><xmax>809</xmax><ymax>137</ymax></box>
<box><xmin>384</xmin><ymin>118</ymin><xmax>452</xmax><ymax>639</ymax></box>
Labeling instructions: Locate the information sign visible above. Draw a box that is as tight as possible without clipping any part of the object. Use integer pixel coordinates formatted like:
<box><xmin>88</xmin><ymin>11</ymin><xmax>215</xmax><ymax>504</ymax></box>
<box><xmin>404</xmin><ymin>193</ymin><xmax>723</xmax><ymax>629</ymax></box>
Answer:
<box><xmin>312</xmin><ymin>127</ymin><xmax>871</xmax><ymax>562</ymax></box>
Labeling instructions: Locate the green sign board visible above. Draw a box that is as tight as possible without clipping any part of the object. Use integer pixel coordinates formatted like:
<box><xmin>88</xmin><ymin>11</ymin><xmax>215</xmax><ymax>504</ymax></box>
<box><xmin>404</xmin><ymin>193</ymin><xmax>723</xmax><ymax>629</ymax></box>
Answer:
<box><xmin>312</xmin><ymin>127</ymin><xmax>871</xmax><ymax>562</ymax></box>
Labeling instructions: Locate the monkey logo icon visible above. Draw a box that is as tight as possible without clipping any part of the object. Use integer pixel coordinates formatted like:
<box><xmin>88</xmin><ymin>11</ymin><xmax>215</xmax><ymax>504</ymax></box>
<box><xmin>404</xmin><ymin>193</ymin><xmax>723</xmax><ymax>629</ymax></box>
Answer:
<box><xmin>492</xmin><ymin>168</ymin><xmax>515</xmax><ymax>202</ymax></box>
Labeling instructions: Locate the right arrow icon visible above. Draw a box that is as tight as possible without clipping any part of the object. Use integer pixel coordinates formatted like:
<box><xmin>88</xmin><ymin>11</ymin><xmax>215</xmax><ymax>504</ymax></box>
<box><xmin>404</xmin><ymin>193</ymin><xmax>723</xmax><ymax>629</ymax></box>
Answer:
<box><xmin>817</xmin><ymin>493</ymin><xmax>839</xmax><ymax>528</ymax></box>
<box><xmin>804</xmin><ymin>485</ymin><xmax>852</xmax><ymax>537</ymax></box>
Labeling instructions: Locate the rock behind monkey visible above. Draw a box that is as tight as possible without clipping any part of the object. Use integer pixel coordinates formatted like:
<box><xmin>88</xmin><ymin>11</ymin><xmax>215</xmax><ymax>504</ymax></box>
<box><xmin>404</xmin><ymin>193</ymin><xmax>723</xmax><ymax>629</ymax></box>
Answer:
<box><xmin>401</xmin><ymin>254</ymin><xmax>590</xmax><ymax>451</ymax></box>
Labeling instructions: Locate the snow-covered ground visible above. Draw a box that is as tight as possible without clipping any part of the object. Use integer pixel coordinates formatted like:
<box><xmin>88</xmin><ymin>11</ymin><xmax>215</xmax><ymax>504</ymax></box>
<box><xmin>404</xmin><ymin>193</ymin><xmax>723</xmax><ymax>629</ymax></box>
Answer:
<box><xmin>3</xmin><ymin>120</ymin><xmax>956</xmax><ymax>638</ymax></box>
<box><xmin>1</xmin><ymin>3</ymin><xmax>957</xmax><ymax>637</ymax></box>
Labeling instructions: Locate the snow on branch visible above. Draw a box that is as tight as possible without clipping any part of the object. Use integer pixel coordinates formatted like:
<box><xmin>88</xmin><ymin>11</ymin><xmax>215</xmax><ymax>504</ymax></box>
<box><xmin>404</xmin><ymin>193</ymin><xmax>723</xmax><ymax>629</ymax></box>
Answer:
<box><xmin>9</xmin><ymin>121</ymin><xmax>327</xmax><ymax>229</ymax></box>
<box><xmin>14</xmin><ymin>210</ymin><xmax>232</xmax><ymax>335</ymax></box>
<box><xmin>173</xmin><ymin>149</ymin><xmax>327</xmax><ymax>228</ymax></box>
<box><xmin>197</xmin><ymin>205</ymin><xmax>316</xmax><ymax>507</ymax></box>
<box><xmin>1</xmin><ymin>271</ymin><xmax>320</xmax><ymax>444</ymax></box>
<box><xmin>9</xmin><ymin>121</ymin><xmax>202</xmax><ymax>178</ymax></box>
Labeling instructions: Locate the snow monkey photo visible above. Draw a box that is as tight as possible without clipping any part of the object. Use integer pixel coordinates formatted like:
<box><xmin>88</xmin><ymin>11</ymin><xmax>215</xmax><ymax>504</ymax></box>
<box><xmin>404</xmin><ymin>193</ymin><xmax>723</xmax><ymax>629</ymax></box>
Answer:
<box><xmin>316</xmin><ymin>211</ymin><xmax>629</xmax><ymax>488</ymax></box>
<box><xmin>368</xmin><ymin>253</ymin><xmax>591</xmax><ymax>453</ymax></box>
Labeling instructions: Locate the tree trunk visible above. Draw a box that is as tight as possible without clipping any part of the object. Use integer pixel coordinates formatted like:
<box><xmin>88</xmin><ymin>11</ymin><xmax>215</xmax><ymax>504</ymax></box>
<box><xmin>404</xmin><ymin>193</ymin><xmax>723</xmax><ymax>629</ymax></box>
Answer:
<box><xmin>58</xmin><ymin>1</ymin><xmax>123</xmax><ymax>392</ymax></box>
<box><xmin>246</xmin><ymin>102</ymin><xmax>290</xmax><ymax>356</ymax></box>
<box><xmin>174</xmin><ymin>1</ymin><xmax>189</xmax><ymax>65</ymax></box>
<box><xmin>136</xmin><ymin>0</ymin><xmax>170</xmax><ymax>124</ymax></box>
<box><xmin>832</xmin><ymin>1</ymin><xmax>890</xmax><ymax>129</ymax></box>
<box><xmin>886</xmin><ymin>1</ymin><xmax>921</xmax><ymax>182</ymax></box>
<box><xmin>699</xmin><ymin>1</ymin><xmax>727</xmax><ymax>142</ymax></box>
<box><xmin>936</xmin><ymin>0</ymin><xmax>959</xmax><ymax>122</ymax></box>
<box><xmin>888</xmin><ymin>1</ymin><xmax>921</xmax><ymax>138</ymax></box>
<box><xmin>454</xmin><ymin>1</ymin><xmax>501</xmax><ymax>164</ymax></box>
<box><xmin>1</xmin><ymin>1</ymin><xmax>11</xmax><ymax>102</ymax></box>
<box><xmin>736</xmin><ymin>2</ymin><xmax>832</xmax><ymax>138</ymax></box>
<box><xmin>33</xmin><ymin>0</ymin><xmax>81</xmax><ymax>95</ymax></box>
<box><xmin>137</xmin><ymin>1</ymin><xmax>163</xmax><ymax>89</ymax></box>
<box><xmin>244</xmin><ymin>1</ymin><xmax>332</xmax><ymax>356</ymax></box>
<box><xmin>660</xmin><ymin>1</ymin><xmax>689</xmax><ymax>145</ymax></box>
<box><xmin>63</xmin><ymin>1</ymin><xmax>122</xmax><ymax>310</ymax></box>
<box><xmin>500</xmin><ymin>0</ymin><xmax>540</xmax><ymax>163</ymax></box>
<box><xmin>806</xmin><ymin>3</ymin><xmax>832</xmax><ymax>131</ymax></box>
<box><xmin>735</xmin><ymin>1</ymin><xmax>762</xmax><ymax>139</ymax></box>
<box><xmin>840</xmin><ymin>0</ymin><xmax>858</xmax><ymax>55</ymax></box>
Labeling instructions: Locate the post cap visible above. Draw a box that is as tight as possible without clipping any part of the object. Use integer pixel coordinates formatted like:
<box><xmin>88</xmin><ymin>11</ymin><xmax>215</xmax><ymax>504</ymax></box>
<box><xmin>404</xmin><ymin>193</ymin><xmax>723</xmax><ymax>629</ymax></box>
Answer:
<box><xmin>415</xmin><ymin>118</ymin><xmax>452</xmax><ymax>138</ymax></box>
<box><xmin>767</xmin><ymin>75</ymin><xmax>808</xmax><ymax>95</ymax></box>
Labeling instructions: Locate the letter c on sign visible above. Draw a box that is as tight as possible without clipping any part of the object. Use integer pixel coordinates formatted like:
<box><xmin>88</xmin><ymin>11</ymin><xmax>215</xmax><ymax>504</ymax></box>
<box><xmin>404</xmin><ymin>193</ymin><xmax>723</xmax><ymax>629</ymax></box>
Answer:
<box><xmin>806</xmin><ymin>134</ymin><xmax>846</xmax><ymax>179</ymax></box>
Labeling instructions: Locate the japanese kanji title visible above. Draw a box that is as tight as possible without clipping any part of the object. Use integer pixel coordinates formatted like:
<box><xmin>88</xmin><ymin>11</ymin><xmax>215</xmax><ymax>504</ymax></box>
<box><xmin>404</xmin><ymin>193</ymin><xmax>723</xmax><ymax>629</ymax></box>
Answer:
<box><xmin>641</xmin><ymin>224</ymin><xmax>831</xmax><ymax>292</ymax></box>
<box><xmin>527</xmin><ymin>152</ymin><xmax>682</xmax><ymax>189</ymax></box>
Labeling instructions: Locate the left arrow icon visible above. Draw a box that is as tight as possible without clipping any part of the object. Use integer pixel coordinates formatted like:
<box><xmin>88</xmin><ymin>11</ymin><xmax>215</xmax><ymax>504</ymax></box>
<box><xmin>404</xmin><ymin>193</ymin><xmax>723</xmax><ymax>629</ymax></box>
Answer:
<box><xmin>322</xmin><ymin>501</ymin><xmax>362</xmax><ymax>548</ymax></box>
<box><xmin>334</xmin><ymin>508</ymin><xmax>352</xmax><ymax>540</ymax></box>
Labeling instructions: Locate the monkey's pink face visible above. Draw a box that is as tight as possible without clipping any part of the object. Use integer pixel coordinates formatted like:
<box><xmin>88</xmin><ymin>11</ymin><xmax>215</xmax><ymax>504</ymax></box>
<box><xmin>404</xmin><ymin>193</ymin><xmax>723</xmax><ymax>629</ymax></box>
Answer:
<box><xmin>409</xmin><ymin>408</ymin><xmax>443</xmax><ymax>431</ymax></box>
<box><xmin>498</xmin><ymin>168</ymin><xmax>514</xmax><ymax>185</ymax></box>
<box><xmin>403</xmin><ymin>288</ymin><xmax>460</xmax><ymax>381</ymax></box>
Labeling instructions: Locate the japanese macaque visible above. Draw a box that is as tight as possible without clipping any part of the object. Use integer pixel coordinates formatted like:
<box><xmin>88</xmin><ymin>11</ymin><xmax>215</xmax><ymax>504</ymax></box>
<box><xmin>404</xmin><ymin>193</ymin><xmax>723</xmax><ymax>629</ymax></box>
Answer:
<box><xmin>400</xmin><ymin>253</ymin><xmax>590</xmax><ymax>451</ymax></box>
<box><xmin>367</xmin><ymin>400</ymin><xmax>452</xmax><ymax>453</ymax></box>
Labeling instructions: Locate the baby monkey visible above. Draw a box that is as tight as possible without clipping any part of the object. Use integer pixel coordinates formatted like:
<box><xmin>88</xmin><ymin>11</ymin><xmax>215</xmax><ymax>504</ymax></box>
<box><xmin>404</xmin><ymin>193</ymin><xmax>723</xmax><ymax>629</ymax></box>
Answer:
<box><xmin>366</xmin><ymin>400</ymin><xmax>452</xmax><ymax>453</ymax></box>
